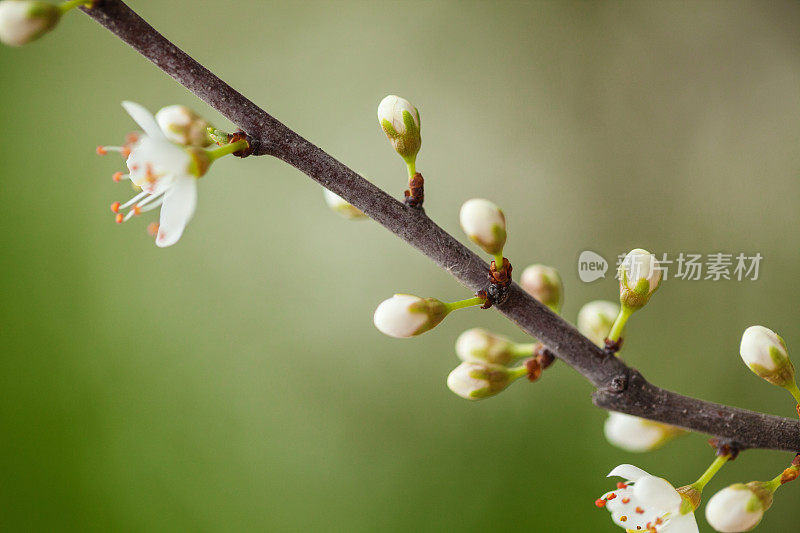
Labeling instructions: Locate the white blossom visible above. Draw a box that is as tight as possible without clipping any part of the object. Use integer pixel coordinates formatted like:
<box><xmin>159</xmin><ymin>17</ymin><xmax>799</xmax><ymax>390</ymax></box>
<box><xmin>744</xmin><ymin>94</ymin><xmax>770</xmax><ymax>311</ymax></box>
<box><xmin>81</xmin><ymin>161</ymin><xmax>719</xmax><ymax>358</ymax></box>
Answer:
<box><xmin>619</xmin><ymin>248</ymin><xmax>662</xmax><ymax>309</ymax></box>
<box><xmin>377</xmin><ymin>95</ymin><xmax>421</xmax><ymax>160</ymax></box>
<box><xmin>705</xmin><ymin>484</ymin><xmax>766</xmax><ymax>532</ymax></box>
<box><xmin>373</xmin><ymin>294</ymin><xmax>447</xmax><ymax>338</ymax></box>
<box><xmin>100</xmin><ymin>101</ymin><xmax>205</xmax><ymax>247</ymax></box>
<box><xmin>739</xmin><ymin>325</ymin><xmax>793</xmax><ymax>386</ymax></box>
<box><xmin>155</xmin><ymin>105</ymin><xmax>213</xmax><ymax>147</ymax></box>
<box><xmin>0</xmin><ymin>0</ymin><xmax>60</xmax><ymax>46</ymax></box>
<box><xmin>598</xmin><ymin>464</ymin><xmax>698</xmax><ymax>533</ymax></box>
<box><xmin>459</xmin><ymin>199</ymin><xmax>507</xmax><ymax>255</ymax></box>
<box><xmin>323</xmin><ymin>189</ymin><xmax>366</xmax><ymax>220</ymax></box>
<box><xmin>604</xmin><ymin>412</ymin><xmax>684</xmax><ymax>453</ymax></box>
<box><xmin>519</xmin><ymin>264</ymin><xmax>562</xmax><ymax>311</ymax></box>
<box><xmin>577</xmin><ymin>300</ymin><xmax>619</xmax><ymax>347</ymax></box>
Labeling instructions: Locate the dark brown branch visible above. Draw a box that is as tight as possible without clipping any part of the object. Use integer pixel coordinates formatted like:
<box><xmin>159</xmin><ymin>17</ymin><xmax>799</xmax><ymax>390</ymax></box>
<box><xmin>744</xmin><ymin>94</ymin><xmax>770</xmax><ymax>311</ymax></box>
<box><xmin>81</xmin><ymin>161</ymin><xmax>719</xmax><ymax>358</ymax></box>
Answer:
<box><xmin>81</xmin><ymin>1</ymin><xmax>800</xmax><ymax>451</ymax></box>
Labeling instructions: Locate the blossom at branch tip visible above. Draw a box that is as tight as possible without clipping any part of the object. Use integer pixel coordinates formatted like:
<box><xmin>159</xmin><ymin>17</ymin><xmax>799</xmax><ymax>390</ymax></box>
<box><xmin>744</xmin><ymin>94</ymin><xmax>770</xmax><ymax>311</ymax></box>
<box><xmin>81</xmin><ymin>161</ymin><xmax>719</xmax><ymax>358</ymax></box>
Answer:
<box><xmin>459</xmin><ymin>198</ymin><xmax>507</xmax><ymax>256</ymax></box>
<box><xmin>0</xmin><ymin>0</ymin><xmax>61</xmax><ymax>46</ymax></box>
<box><xmin>603</xmin><ymin>412</ymin><xmax>685</xmax><ymax>453</ymax></box>
<box><xmin>597</xmin><ymin>465</ymin><xmax>698</xmax><ymax>533</ymax></box>
<box><xmin>323</xmin><ymin>189</ymin><xmax>366</xmax><ymax>220</ymax></box>
<box><xmin>619</xmin><ymin>249</ymin><xmax>662</xmax><ymax>310</ymax></box>
<box><xmin>99</xmin><ymin>101</ymin><xmax>207</xmax><ymax>247</ymax></box>
<box><xmin>577</xmin><ymin>300</ymin><xmax>620</xmax><ymax>347</ymax></box>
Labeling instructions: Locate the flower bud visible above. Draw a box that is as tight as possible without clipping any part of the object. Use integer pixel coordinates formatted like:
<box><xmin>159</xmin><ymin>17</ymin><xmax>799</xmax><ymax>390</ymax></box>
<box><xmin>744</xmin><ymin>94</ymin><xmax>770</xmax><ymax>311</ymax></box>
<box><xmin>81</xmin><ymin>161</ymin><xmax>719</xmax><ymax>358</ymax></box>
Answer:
<box><xmin>739</xmin><ymin>325</ymin><xmax>794</xmax><ymax>387</ymax></box>
<box><xmin>323</xmin><ymin>189</ymin><xmax>366</xmax><ymax>220</ymax></box>
<box><xmin>618</xmin><ymin>248</ymin><xmax>662</xmax><ymax>310</ymax></box>
<box><xmin>459</xmin><ymin>199</ymin><xmax>506</xmax><ymax>255</ymax></box>
<box><xmin>603</xmin><ymin>412</ymin><xmax>684</xmax><ymax>453</ymax></box>
<box><xmin>455</xmin><ymin>328</ymin><xmax>520</xmax><ymax>365</ymax></box>
<box><xmin>0</xmin><ymin>0</ymin><xmax>61</xmax><ymax>46</ymax></box>
<box><xmin>705</xmin><ymin>483</ymin><xmax>772</xmax><ymax>532</ymax></box>
<box><xmin>155</xmin><ymin>105</ymin><xmax>213</xmax><ymax>147</ymax></box>
<box><xmin>446</xmin><ymin>361</ymin><xmax>517</xmax><ymax>400</ymax></box>
<box><xmin>373</xmin><ymin>294</ymin><xmax>448</xmax><ymax>338</ymax></box>
<box><xmin>577</xmin><ymin>300</ymin><xmax>620</xmax><ymax>347</ymax></box>
<box><xmin>520</xmin><ymin>264</ymin><xmax>562</xmax><ymax>312</ymax></box>
<box><xmin>377</xmin><ymin>95</ymin><xmax>421</xmax><ymax>162</ymax></box>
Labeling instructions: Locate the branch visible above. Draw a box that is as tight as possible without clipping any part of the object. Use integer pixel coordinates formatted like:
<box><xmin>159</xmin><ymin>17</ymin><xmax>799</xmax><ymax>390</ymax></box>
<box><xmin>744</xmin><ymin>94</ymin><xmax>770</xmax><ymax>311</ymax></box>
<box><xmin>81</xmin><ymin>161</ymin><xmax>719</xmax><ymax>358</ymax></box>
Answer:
<box><xmin>81</xmin><ymin>0</ymin><xmax>800</xmax><ymax>452</ymax></box>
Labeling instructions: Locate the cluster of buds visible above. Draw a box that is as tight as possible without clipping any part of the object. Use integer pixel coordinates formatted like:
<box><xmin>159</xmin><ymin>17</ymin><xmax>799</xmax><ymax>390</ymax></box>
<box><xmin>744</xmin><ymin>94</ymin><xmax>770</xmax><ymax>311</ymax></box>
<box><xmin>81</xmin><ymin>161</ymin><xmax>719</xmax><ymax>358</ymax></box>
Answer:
<box><xmin>0</xmin><ymin>0</ymin><xmax>88</xmax><ymax>47</ymax></box>
<box><xmin>447</xmin><ymin>328</ymin><xmax>552</xmax><ymax>400</ymax></box>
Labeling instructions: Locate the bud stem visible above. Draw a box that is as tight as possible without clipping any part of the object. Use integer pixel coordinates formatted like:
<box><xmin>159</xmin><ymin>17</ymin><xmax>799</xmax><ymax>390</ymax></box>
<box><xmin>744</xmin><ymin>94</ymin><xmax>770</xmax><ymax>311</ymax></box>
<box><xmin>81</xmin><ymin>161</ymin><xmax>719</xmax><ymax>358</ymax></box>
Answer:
<box><xmin>784</xmin><ymin>381</ymin><xmax>800</xmax><ymax>407</ymax></box>
<box><xmin>607</xmin><ymin>306</ymin><xmax>633</xmax><ymax>344</ymax></box>
<box><xmin>443</xmin><ymin>296</ymin><xmax>486</xmax><ymax>312</ymax></box>
<box><xmin>206</xmin><ymin>139</ymin><xmax>248</xmax><ymax>162</ymax></box>
<box><xmin>405</xmin><ymin>160</ymin><xmax>416</xmax><ymax>179</ymax></box>
<box><xmin>60</xmin><ymin>0</ymin><xmax>91</xmax><ymax>13</ymax></box>
<box><xmin>689</xmin><ymin>455</ymin><xmax>730</xmax><ymax>493</ymax></box>
<box><xmin>507</xmin><ymin>365</ymin><xmax>530</xmax><ymax>380</ymax></box>
<box><xmin>511</xmin><ymin>343</ymin><xmax>537</xmax><ymax>358</ymax></box>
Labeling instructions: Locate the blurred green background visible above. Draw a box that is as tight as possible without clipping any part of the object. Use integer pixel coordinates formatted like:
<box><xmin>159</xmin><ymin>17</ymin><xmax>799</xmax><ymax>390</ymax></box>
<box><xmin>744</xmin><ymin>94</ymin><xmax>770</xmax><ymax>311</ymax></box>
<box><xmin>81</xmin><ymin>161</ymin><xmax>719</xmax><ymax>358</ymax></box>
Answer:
<box><xmin>1</xmin><ymin>0</ymin><xmax>799</xmax><ymax>530</ymax></box>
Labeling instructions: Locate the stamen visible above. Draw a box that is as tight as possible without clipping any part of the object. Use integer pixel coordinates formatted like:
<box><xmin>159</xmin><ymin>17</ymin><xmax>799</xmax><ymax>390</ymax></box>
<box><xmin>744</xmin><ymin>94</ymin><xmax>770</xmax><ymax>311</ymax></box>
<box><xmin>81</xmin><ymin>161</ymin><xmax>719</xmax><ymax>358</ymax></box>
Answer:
<box><xmin>147</xmin><ymin>223</ymin><xmax>159</xmax><ymax>236</ymax></box>
<box><xmin>617</xmin><ymin>482</ymin><xmax>628</xmax><ymax>489</ymax></box>
<box><xmin>119</xmin><ymin>191</ymin><xmax>149</xmax><ymax>211</ymax></box>
<box><xmin>115</xmin><ymin>213</ymin><xmax>124</xmax><ymax>224</ymax></box>
<box><xmin>135</xmin><ymin>196</ymin><xmax>164</xmax><ymax>214</ymax></box>
<box><xmin>635</xmin><ymin>507</ymin><xmax>644</xmax><ymax>514</ymax></box>
<box><xmin>126</xmin><ymin>132</ymin><xmax>140</xmax><ymax>144</ymax></box>
<box><xmin>622</xmin><ymin>498</ymin><xmax>630</xmax><ymax>504</ymax></box>
<box><xmin>121</xmin><ymin>146</ymin><xmax>131</xmax><ymax>158</ymax></box>
<box><xmin>606</xmin><ymin>493</ymin><xmax>617</xmax><ymax>500</ymax></box>
<box><xmin>619</xmin><ymin>516</ymin><xmax>627</xmax><ymax>522</ymax></box>
<box><xmin>96</xmin><ymin>146</ymin><xmax>108</xmax><ymax>155</ymax></box>
<box><xmin>112</xmin><ymin>172</ymin><xmax>129</xmax><ymax>182</ymax></box>
<box><xmin>595</xmin><ymin>499</ymin><xmax>606</xmax><ymax>508</ymax></box>
<box><xmin>133</xmin><ymin>205</ymin><xmax>142</xmax><ymax>216</ymax></box>
<box><xmin>110</xmin><ymin>201</ymin><xmax>121</xmax><ymax>214</ymax></box>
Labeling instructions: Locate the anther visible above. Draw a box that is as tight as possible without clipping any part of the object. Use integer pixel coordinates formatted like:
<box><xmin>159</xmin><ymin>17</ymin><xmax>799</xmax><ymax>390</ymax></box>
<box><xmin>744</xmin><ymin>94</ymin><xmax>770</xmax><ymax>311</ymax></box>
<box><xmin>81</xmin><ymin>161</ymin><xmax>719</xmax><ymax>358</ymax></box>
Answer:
<box><xmin>595</xmin><ymin>499</ymin><xmax>606</xmax><ymax>508</ymax></box>
<box><xmin>617</xmin><ymin>482</ymin><xmax>627</xmax><ymax>489</ymax></box>
<box><xmin>147</xmin><ymin>223</ymin><xmax>159</xmax><ymax>236</ymax></box>
<box><xmin>113</xmin><ymin>172</ymin><xmax>124</xmax><ymax>182</ymax></box>
<box><xmin>96</xmin><ymin>146</ymin><xmax>108</xmax><ymax>156</ymax></box>
<box><xmin>126</xmin><ymin>132</ymin><xmax>139</xmax><ymax>144</ymax></box>
<box><xmin>110</xmin><ymin>202</ymin><xmax>120</xmax><ymax>214</ymax></box>
<box><xmin>115</xmin><ymin>213</ymin><xmax>124</xmax><ymax>224</ymax></box>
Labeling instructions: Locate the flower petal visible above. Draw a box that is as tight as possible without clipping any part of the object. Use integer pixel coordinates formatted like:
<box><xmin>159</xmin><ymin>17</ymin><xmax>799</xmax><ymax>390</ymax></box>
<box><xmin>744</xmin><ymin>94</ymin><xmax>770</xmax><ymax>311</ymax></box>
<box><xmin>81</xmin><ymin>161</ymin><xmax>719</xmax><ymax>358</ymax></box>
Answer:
<box><xmin>633</xmin><ymin>476</ymin><xmax>681</xmax><ymax>512</ymax></box>
<box><xmin>122</xmin><ymin>101</ymin><xmax>167</xmax><ymax>140</ymax></box>
<box><xmin>663</xmin><ymin>511</ymin><xmax>699</xmax><ymax>533</ymax></box>
<box><xmin>607</xmin><ymin>464</ymin><xmax>650</xmax><ymax>482</ymax></box>
<box><xmin>156</xmin><ymin>175</ymin><xmax>197</xmax><ymax>247</ymax></box>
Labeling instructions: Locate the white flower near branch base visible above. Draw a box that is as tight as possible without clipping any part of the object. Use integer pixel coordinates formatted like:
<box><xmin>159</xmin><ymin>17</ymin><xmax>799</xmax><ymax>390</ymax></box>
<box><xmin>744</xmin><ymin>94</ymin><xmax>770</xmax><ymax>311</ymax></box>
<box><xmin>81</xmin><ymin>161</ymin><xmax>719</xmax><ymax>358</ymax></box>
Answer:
<box><xmin>739</xmin><ymin>325</ymin><xmax>794</xmax><ymax>387</ymax></box>
<box><xmin>520</xmin><ymin>264</ymin><xmax>562</xmax><ymax>312</ymax></box>
<box><xmin>577</xmin><ymin>300</ymin><xmax>620</xmax><ymax>347</ymax></box>
<box><xmin>446</xmin><ymin>361</ymin><xmax>520</xmax><ymax>400</ymax></box>
<box><xmin>619</xmin><ymin>248</ymin><xmax>663</xmax><ymax>310</ymax></box>
<box><xmin>459</xmin><ymin>199</ymin><xmax>507</xmax><ymax>256</ymax></box>
<box><xmin>455</xmin><ymin>328</ymin><xmax>518</xmax><ymax>365</ymax></box>
<box><xmin>155</xmin><ymin>105</ymin><xmax>213</xmax><ymax>147</ymax></box>
<box><xmin>100</xmin><ymin>101</ymin><xmax>207</xmax><ymax>247</ymax></box>
<box><xmin>603</xmin><ymin>412</ymin><xmax>685</xmax><ymax>453</ymax></box>
<box><xmin>323</xmin><ymin>189</ymin><xmax>366</xmax><ymax>220</ymax></box>
<box><xmin>705</xmin><ymin>484</ymin><xmax>770</xmax><ymax>532</ymax></box>
<box><xmin>597</xmin><ymin>464</ymin><xmax>698</xmax><ymax>533</ymax></box>
<box><xmin>377</xmin><ymin>95</ymin><xmax>421</xmax><ymax>162</ymax></box>
<box><xmin>373</xmin><ymin>294</ymin><xmax>447</xmax><ymax>338</ymax></box>
<box><xmin>0</xmin><ymin>0</ymin><xmax>61</xmax><ymax>46</ymax></box>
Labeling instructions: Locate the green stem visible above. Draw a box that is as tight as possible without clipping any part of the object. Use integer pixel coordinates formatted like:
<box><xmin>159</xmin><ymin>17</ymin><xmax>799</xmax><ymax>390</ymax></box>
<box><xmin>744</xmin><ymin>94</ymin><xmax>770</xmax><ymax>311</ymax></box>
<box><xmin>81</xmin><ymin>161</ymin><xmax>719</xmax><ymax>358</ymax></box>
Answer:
<box><xmin>206</xmin><ymin>139</ymin><xmax>248</xmax><ymax>162</ymax></box>
<box><xmin>784</xmin><ymin>381</ymin><xmax>800</xmax><ymax>407</ymax></box>
<box><xmin>493</xmin><ymin>253</ymin><xmax>504</xmax><ymax>269</ymax></box>
<box><xmin>607</xmin><ymin>306</ymin><xmax>633</xmax><ymax>344</ymax></box>
<box><xmin>444</xmin><ymin>296</ymin><xmax>486</xmax><ymax>312</ymax></box>
<box><xmin>766</xmin><ymin>473</ymin><xmax>784</xmax><ymax>493</ymax></box>
<box><xmin>60</xmin><ymin>0</ymin><xmax>91</xmax><ymax>13</ymax></box>
<box><xmin>689</xmin><ymin>455</ymin><xmax>729</xmax><ymax>492</ymax></box>
<box><xmin>507</xmin><ymin>365</ymin><xmax>529</xmax><ymax>380</ymax></box>
<box><xmin>405</xmin><ymin>159</ymin><xmax>416</xmax><ymax>179</ymax></box>
<box><xmin>511</xmin><ymin>343</ymin><xmax>537</xmax><ymax>358</ymax></box>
